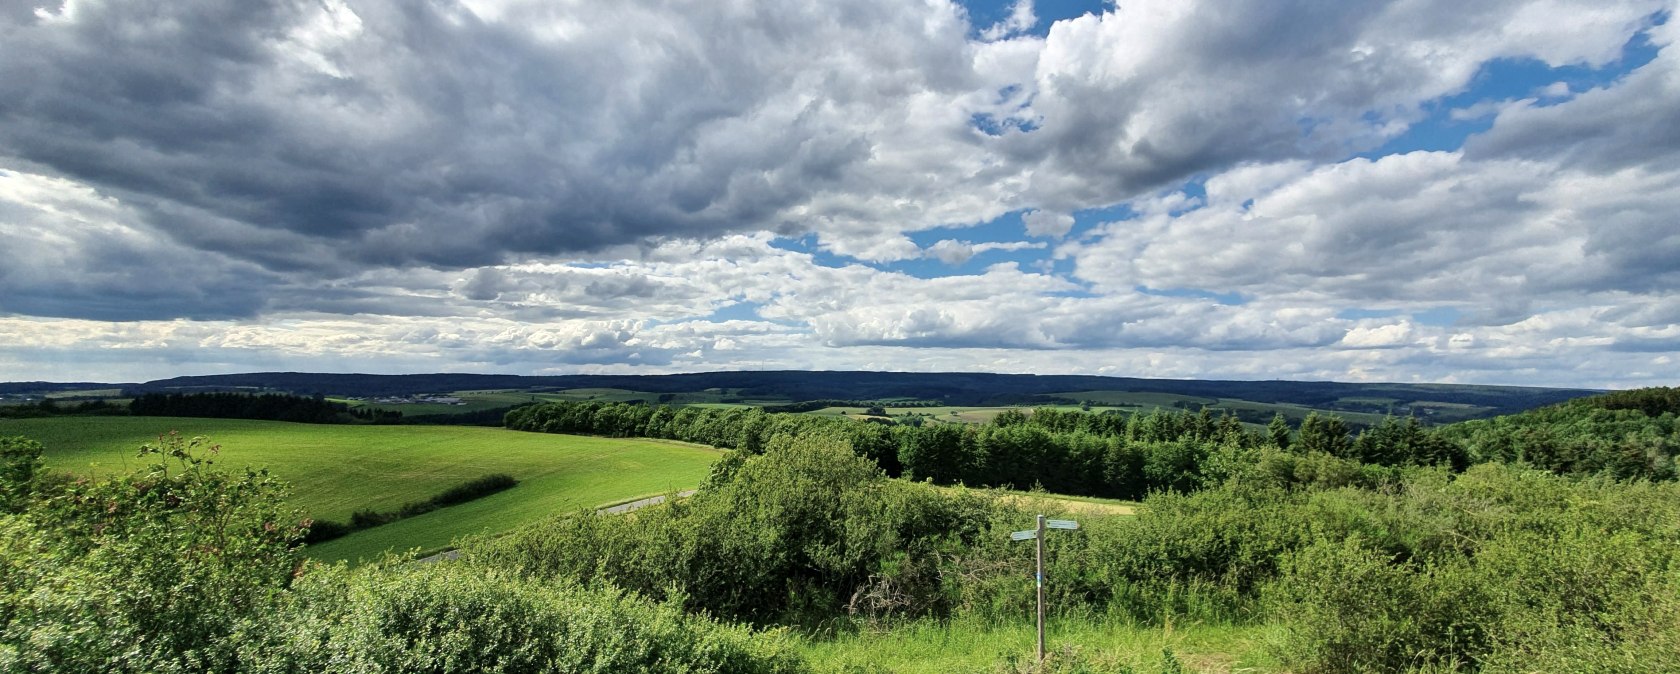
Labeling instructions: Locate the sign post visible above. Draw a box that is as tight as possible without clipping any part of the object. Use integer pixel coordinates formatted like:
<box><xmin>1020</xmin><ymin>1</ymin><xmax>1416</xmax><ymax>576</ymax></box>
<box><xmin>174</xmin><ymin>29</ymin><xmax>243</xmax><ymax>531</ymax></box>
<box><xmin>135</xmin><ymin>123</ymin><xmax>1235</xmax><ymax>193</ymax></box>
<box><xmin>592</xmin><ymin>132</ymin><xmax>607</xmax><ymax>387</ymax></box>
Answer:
<box><xmin>1010</xmin><ymin>515</ymin><xmax>1078</xmax><ymax>663</ymax></box>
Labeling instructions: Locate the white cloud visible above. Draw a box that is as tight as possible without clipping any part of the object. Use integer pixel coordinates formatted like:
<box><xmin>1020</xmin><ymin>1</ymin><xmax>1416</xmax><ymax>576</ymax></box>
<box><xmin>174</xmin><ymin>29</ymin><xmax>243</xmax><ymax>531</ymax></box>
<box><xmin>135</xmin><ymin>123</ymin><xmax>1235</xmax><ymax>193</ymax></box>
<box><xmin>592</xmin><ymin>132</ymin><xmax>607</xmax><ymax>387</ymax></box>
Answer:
<box><xmin>924</xmin><ymin>238</ymin><xmax>1046</xmax><ymax>264</ymax></box>
<box><xmin>1022</xmin><ymin>209</ymin><xmax>1075</xmax><ymax>238</ymax></box>
<box><xmin>0</xmin><ymin>0</ymin><xmax>1675</xmax><ymax>389</ymax></box>
<box><xmin>980</xmin><ymin>0</ymin><xmax>1038</xmax><ymax>41</ymax></box>
<box><xmin>1340</xmin><ymin>321</ymin><xmax>1418</xmax><ymax>349</ymax></box>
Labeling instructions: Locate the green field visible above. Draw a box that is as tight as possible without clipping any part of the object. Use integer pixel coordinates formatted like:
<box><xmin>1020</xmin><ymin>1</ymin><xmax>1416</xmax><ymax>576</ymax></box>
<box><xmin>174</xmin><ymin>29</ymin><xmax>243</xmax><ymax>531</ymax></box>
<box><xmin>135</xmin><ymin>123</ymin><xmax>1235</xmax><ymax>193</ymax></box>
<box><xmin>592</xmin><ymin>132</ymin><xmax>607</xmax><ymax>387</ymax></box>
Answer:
<box><xmin>1</xmin><ymin>417</ymin><xmax>722</xmax><ymax>563</ymax></box>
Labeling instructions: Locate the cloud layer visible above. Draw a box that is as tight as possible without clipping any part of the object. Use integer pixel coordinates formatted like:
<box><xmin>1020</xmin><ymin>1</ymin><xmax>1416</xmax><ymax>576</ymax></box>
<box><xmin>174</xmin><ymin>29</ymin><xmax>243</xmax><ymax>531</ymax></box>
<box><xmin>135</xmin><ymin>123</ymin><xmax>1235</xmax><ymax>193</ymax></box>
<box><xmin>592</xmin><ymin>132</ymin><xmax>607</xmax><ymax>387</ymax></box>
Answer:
<box><xmin>1</xmin><ymin>0</ymin><xmax>1675</xmax><ymax>387</ymax></box>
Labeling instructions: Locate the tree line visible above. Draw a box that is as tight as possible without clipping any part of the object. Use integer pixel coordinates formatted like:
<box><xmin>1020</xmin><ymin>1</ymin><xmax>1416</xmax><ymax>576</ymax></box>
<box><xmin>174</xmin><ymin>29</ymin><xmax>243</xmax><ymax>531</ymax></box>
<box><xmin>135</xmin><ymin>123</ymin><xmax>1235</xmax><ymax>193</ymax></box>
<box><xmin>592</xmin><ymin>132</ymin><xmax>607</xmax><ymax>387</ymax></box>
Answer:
<box><xmin>506</xmin><ymin>400</ymin><xmax>1525</xmax><ymax>500</ymax></box>
<box><xmin>129</xmin><ymin>392</ymin><xmax>402</xmax><ymax>424</ymax></box>
<box><xmin>508</xmin><ymin>392</ymin><xmax>1679</xmax><ymax>492</ymax></box>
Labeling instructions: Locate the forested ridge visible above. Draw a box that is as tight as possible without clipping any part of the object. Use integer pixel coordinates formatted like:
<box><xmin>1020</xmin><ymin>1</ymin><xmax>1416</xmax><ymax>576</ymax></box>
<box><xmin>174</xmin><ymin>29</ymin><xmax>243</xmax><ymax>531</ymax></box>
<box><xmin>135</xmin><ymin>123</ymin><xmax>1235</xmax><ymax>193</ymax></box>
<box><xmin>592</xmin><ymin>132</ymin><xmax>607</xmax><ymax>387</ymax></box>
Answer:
<box><xmin>0</xmin><ymin>387</ymin><xmax>1675</xmax><ymax>672</ymax></box>
<box><xmin>107</xmin><ymin>370</ymin><xmax>1594</xmax><ymax>413</ymax></box>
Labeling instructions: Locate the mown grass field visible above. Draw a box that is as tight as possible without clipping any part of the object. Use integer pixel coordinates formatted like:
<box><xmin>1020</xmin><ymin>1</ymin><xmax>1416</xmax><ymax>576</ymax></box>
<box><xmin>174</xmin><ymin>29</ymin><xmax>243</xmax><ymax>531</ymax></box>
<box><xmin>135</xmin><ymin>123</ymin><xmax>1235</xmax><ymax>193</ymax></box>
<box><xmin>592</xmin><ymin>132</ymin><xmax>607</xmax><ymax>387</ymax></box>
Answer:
<box><xmin>798</xmin><ymin>616</ymin><xmax>1278</xmax><ymax>673</ymax></box>
<box><xmin>1</xmin><ymin>417</ymin><xmax>722</xmax><ymax>563</ymax></box>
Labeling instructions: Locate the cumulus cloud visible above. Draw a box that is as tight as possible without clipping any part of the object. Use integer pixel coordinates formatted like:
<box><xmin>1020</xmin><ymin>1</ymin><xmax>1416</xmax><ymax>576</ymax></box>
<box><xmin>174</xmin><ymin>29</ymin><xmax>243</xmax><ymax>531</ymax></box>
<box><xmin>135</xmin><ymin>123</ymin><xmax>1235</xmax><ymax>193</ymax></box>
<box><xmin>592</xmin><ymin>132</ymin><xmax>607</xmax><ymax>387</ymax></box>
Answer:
<box><xmin>2</xmin><ymin>0</ymin><xmax>1676</xmax><ymax>388</ymax></box>
<box><xmin>1022</xmin><ymin>209</ymin><xmax>1075</xmax><ymax>238</ymax></box>
<box><xmin>3</xmin><ymin>0</ymin><xmax>1662</xmax><ymax>282</ymax></box>
<box><xmin>1068</xmin><ymin>147</ymin><xmax>1680</xmax><ymax>316</ymax></box>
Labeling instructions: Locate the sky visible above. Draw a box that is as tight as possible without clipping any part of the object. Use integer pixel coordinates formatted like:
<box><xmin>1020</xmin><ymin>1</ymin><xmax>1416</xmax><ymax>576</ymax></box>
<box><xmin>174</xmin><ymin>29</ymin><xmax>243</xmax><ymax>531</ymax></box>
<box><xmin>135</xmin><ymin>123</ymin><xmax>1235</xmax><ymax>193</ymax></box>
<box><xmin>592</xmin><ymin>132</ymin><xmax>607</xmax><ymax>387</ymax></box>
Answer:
<box><xmin>1</xmin><ymin>0</ymin><xmax>1677</xmax><ymax>388</ymax></box>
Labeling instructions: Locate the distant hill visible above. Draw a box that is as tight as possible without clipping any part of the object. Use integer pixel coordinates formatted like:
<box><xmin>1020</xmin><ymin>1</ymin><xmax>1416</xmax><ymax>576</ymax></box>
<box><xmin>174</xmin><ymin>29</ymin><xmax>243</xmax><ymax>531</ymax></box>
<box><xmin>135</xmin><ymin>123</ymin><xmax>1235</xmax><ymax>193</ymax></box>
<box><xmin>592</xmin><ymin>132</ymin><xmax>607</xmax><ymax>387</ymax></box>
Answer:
<box><xmin>58</xmin><ymin>370</ymin><xmax>1603</xmax><ymax>418</ymax></box>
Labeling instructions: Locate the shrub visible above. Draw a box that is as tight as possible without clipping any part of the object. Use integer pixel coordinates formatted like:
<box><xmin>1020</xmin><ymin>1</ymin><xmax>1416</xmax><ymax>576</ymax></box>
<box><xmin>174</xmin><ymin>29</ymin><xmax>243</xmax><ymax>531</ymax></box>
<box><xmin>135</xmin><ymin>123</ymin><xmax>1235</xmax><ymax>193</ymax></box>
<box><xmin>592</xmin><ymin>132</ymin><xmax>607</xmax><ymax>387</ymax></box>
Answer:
<box><xmin>0</xmin><ymin>432</ymin><xmax>306</xmax><ymax>672</ymax></box>
<box><xmin>431</xmin><ymin>473</ymin><xmax>517</xmax><ymax>507</ymax></box>
<box><xmin>242</xmin><ymin>563</ymin><xmax>808</xmax><ymax>674</ymax></box>
<box><xmin>466</xmin><ymin>431</ymin><xmax>1009</xmax><ymax>625</ymax></box>
<box><xmin>302</xmin><ymin>518</ymin><xmax>351</xmax><ymax>544</ymax></box>
<box><xmin>1266</xmin><ymin>538</ymin><xmax>1491</xmax><ymax>673</ymax></box>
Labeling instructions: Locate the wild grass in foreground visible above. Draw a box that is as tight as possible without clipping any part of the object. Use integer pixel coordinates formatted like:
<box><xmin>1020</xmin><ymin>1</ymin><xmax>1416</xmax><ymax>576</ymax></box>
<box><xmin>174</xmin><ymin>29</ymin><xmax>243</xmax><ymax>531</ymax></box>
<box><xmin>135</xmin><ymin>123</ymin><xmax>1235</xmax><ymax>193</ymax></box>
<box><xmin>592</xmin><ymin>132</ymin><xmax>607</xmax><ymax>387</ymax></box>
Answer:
<box><xmin>798</xmin><ymin>615</ymin><xmax>1279</xmax><ymax>673</ymax></box>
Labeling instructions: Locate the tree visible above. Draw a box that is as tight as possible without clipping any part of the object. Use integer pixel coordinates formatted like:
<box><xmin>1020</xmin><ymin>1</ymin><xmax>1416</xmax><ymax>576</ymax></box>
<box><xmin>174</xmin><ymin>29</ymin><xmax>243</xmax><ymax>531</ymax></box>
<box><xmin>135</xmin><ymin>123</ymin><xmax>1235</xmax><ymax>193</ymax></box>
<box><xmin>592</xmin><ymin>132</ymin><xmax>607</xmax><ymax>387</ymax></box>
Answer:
<box><xmin>1268</xmin><ymin>413</ymin><xmax>1293</xmax><ymax>450</ymax></box>
<box><xmin>1298</xmin><ymin>412</ymin><xmax>1353</xmax><ymax>458</ymax></box>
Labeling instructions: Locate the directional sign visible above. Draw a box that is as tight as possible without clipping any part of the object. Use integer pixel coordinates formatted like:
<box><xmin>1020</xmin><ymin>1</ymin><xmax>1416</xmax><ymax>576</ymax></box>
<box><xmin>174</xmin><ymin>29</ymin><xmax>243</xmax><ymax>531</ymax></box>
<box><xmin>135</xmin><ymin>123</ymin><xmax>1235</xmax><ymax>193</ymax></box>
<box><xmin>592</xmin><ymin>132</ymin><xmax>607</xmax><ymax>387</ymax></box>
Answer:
<box><xmin>1010</xmin><ymin>515</ymin><xmax>1082</xmax><ymax>664</ymax></box>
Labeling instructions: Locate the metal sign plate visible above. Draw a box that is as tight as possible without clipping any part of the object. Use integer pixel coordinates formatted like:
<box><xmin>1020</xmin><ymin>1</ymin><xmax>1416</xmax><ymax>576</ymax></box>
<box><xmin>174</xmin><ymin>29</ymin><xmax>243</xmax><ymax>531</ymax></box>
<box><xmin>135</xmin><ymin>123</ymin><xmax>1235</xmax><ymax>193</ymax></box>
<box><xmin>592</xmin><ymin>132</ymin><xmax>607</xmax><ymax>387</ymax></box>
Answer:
<box><xmin>1046</xmin><ymin>519</ymin><xmax>1079</xmax><ymax>530</ymax></box>
<box><xmin>1010</xmin><ymin>530</ymin><xmax>1037</xmax><ymax>540</ymax></box>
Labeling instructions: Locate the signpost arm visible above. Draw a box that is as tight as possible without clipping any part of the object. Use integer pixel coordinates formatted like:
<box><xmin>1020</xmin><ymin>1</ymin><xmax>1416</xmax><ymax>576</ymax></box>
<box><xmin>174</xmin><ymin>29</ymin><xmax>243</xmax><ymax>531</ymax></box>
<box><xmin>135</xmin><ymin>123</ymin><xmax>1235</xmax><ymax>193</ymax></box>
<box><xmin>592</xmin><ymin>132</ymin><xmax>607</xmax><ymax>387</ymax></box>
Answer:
<box><xmin>1036</xmin><ymin>513</ymin><xmax>1046</xmax><ymax>663</ymax></box>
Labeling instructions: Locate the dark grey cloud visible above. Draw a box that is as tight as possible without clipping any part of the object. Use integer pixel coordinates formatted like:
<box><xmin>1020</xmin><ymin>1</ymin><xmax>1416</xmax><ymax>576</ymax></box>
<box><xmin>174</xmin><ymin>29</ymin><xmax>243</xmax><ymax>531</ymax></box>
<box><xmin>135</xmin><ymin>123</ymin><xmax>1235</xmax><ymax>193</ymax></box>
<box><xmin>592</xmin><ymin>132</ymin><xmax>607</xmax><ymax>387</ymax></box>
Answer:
<box><xmin>0</xmin><ymin>0</ymin><xmax>967</xmax><ymax>277</ymax></box>
<box><xmin>5</xmin><ymin>0</ymin><xmax>1661</xmax><ymax>302</ymax></box>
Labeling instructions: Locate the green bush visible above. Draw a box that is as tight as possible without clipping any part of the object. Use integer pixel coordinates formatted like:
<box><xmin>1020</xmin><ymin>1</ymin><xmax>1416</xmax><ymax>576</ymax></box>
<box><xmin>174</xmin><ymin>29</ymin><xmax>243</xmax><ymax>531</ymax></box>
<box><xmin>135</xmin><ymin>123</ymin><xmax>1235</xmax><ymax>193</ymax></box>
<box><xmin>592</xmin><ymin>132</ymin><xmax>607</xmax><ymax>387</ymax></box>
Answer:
<box><xmin>1267</xmin><ymin>537</ymin><xmax>1491</xmax><ymax>673</ymax></box>
<box><xmin>0</xmin><ymin>432</ymin><xmax>306</xmax><ymax>672</ymax></box>
<box><xmin>241</xmin><ymin>563</ymin><xmax>807</xmax><ymax>674</ymax></box>
<box><xmin>0</xmin><ymin>436</ymin><xmax>43</xmax><ymax>513</ymax></box>
<box><xmin>1266</xmin><ymin>463</ymin><xmax>1680</xmax><ymax>673</ymax></box>
<box><xmin>467</xmin><ymin>431</ymin><xmax>1010</xmax><ymax>625</ymax></box>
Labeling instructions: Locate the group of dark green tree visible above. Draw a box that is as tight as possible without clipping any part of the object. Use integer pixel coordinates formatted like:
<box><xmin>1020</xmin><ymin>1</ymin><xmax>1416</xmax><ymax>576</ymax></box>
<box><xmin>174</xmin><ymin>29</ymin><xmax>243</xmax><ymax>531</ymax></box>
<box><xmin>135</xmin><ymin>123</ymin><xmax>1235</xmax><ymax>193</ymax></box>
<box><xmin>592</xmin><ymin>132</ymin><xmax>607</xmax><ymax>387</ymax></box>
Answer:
<box><xmin>505</xmin><ymin>390</ymin><xmax>1677</xmax><ymax>499</ymax></box>
<box><xmin>2</xmin><ymin>392</ymin><xmax>404</xmax><ymax>424</ymax></box>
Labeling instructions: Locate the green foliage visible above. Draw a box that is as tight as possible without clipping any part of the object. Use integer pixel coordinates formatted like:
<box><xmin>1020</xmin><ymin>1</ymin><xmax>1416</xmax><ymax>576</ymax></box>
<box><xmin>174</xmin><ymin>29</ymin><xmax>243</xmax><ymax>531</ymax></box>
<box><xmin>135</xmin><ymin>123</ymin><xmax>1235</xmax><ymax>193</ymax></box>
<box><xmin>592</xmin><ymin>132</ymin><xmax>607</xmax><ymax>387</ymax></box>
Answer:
<box><xmin>1</xmin><ymin>432</ymin><xmax>803</xmax><ymax>673</ymax></box>
<box><xmin>1296</xmin><ymin>412</ymin><xmax>1353</xmax><ymax>458</ymax></box>
<box><xmin>1587</xmin><ymin>386</ymin><xmax>1680</xmax><ymax>417</ymax></box>
<box><xmin>128</xmin><ymin>391</ymin><xmax>393</xmax><ymax>424</ymax></box>
<box><xmin>1267</xmin><ymin>538</ymin><xmax>1491</xmax><ymax>672</ymax></box>
<box><xmin>1266</xmin><ymin>464</ymin><xmax>1680</xmax><ymax>673</ymax></box>
<box><xmin>1</xmin><ymin>432</ymin><xmax>306</xmax><ymax>672</ymax></box>
<box><xmin>1436</xmin><ymin>389</ymin><xmax>1679</xmax><ymax>480</ymax></box>
<box><xmin>467</xmin><ymin>432</ymin><xmax>1008</xmax><ymax>625</ymax></box>
<box><xmin>1267</xmin><ymin>413</ymin><xmax>1292</xmax><ymax>449</ymax></box>
<box><xmin>0</xmin><ymin>436</ymin><xmax>43</xmax><ymax>513</ymax></box>
<box><xmin>1352</xmin><ymin>415</ymin><xmax>1467</xmax><ymax>468</ymax></box>
<box><xmin>241</xmin><ymin>563</ymin><xmax>807</xmax><ymax>674</ymax></box>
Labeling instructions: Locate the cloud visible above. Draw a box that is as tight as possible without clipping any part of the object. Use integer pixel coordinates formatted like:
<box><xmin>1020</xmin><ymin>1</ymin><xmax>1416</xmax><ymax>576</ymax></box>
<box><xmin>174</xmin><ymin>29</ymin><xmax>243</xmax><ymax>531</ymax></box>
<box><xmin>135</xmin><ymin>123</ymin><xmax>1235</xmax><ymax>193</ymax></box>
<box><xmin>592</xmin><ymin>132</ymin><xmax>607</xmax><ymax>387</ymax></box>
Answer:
<box><xmin>1</xmin><ymin>0</ymin><xmax>1675</xmax><ymax>389</ymax></box>
<box><xmin>1068</xmin><ymin>147</ymin><xmax>1680</xmax><ymax>315</ymax></box>
<box><xmin>1340</xmin><ymin>321</ymin><xmax>1418</xmax><ymax>349</ymax></box>
<box><xmin>1022</xmin><ymin>209</ymin><xmax>1075</xmax><ymax>238</ymax></box>
<box><xmin>1465</xmin><ymin>14</ymin><xmax>1680</xmax><ymax>171</ymax></box>
<box><xmin>924</xmin><ymin>238</ymin><xmax>1046</xmax><ymax>264</ymax></box>
<box><xmin>2</xmin><ymin>0</ymin><xmax>1662</xmax><ymax>285</ymax></box>
<box><xmin>980</xmin><ymin>0</ymin><xmax>1038</xmax><ymax>41</ymax></box>
<box><xmin>0</xmin><ymin>166</ymin><xmax>277</xmax><ymax>320</ymax></box>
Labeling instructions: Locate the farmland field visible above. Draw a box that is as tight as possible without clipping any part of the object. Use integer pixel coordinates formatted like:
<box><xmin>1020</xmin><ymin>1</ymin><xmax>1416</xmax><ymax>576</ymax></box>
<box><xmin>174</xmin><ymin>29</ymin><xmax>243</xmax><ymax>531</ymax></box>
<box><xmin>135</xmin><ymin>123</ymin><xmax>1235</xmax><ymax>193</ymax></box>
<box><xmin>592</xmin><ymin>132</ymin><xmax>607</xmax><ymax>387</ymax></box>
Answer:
<box><xmin>1</xmin><ymin>417</ymin><xmax>722</xmax><ymax>563</ymax></box>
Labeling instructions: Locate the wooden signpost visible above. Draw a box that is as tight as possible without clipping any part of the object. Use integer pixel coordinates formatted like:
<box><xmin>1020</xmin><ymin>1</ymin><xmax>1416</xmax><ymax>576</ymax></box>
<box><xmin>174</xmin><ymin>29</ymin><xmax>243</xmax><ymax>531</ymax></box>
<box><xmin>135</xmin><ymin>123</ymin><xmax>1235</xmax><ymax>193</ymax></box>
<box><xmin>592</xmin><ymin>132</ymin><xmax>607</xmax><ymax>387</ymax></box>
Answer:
<box><xmin>1010</xmin><ymin>514</ymin><xmax>1079</xmax><ymax>663</ymax></box>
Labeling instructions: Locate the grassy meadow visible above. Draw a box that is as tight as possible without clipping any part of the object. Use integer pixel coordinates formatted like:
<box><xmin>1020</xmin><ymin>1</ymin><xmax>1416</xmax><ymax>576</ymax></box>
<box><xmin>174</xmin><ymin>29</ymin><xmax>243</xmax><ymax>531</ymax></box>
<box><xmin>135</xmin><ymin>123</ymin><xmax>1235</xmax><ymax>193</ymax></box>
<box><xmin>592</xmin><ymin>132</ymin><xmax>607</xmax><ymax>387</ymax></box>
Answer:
<box><xmin>1</xmin><ymin>416</ymin><xmax>721</xmax><ymax>563</ymax></box>
<box><xmin>797</xmin><ymin>616</ymin><xmax>1279</xmax><ymax>673</ymax></box>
